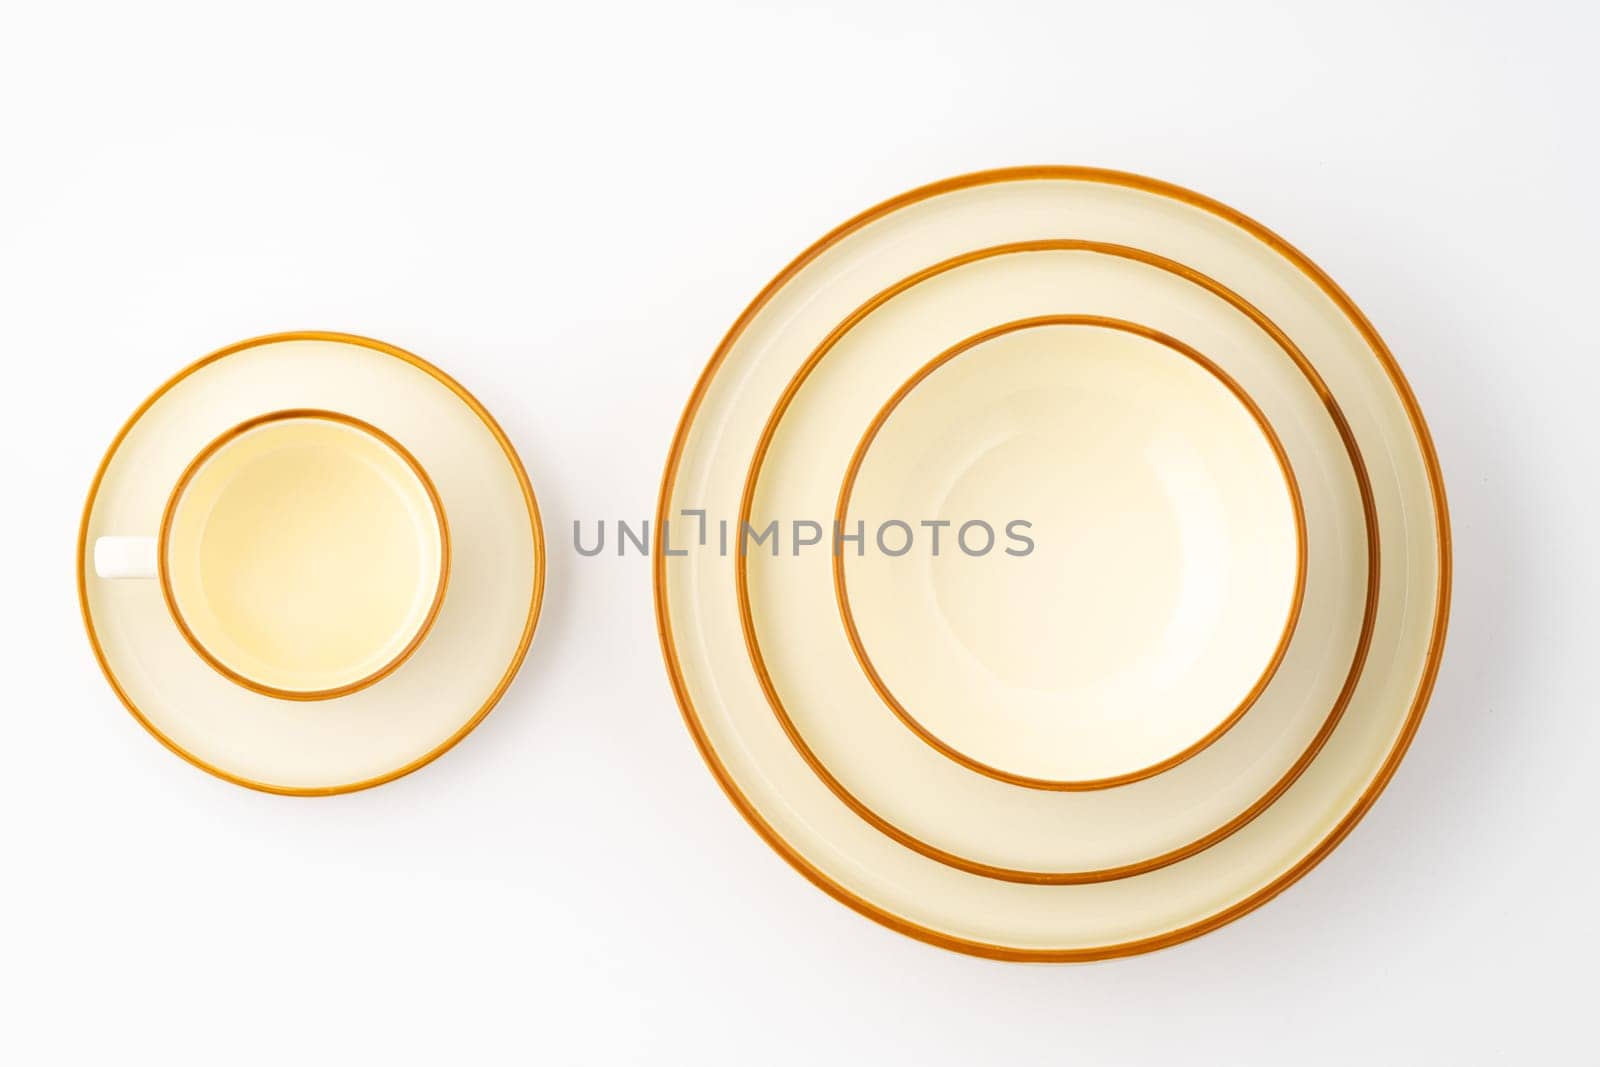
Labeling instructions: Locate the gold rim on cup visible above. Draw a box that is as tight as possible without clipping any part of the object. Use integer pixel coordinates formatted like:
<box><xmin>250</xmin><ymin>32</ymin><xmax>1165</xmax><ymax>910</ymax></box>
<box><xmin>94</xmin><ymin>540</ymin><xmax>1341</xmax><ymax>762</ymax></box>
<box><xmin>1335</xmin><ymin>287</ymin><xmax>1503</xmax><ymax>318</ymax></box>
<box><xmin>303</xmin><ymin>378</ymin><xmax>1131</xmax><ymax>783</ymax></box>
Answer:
<box><xmin>157</xmin><ymin>408</ymin><xmax>453</xmax><ymax>703</ymax></box>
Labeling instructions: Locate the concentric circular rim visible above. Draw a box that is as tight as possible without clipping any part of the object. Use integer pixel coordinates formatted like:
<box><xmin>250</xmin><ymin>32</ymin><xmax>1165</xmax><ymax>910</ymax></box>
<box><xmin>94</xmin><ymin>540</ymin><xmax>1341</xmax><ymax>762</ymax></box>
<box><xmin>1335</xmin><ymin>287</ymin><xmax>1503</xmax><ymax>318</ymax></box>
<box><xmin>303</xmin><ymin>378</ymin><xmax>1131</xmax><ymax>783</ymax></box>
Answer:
<box><xmin>654</xmin><ymin>166</ymin><xmax>1450</xmax><ymax>959</ymax></box>
<box><xmin>78</xmin><ymin>331</ymin><xmax>547</xmax><ymax>797</ymax></box>
<box><xmin>736</xmin><ymin>240</ymin><xmax>1378</xmax><ymax>883</ymax></box>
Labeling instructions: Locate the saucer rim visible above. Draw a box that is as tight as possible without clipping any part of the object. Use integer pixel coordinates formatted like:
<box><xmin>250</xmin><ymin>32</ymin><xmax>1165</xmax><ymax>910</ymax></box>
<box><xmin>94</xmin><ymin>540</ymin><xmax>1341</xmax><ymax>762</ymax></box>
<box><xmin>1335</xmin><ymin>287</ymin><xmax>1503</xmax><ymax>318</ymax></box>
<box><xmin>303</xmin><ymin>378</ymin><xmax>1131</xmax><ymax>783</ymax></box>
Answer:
<box><xmin>654</xmin><ymin>165</ymin><xmax>1451</xmax><ymax>960</ymax></box>
<box><xmin>78</xmin><ymin>330</ymin><xmax>546</xmax><ymax>797</ymax></box>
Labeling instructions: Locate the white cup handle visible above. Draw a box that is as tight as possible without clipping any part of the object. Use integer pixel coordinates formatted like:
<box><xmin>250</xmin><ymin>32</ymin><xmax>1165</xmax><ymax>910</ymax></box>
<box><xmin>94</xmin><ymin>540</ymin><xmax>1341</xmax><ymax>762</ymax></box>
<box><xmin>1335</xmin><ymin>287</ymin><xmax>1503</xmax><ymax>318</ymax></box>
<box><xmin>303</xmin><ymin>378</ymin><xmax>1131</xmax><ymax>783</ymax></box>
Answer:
<box><xmin>95</xmin><ymin>536</ymin><xmax>158</xmax><ymax>579</ymax></box>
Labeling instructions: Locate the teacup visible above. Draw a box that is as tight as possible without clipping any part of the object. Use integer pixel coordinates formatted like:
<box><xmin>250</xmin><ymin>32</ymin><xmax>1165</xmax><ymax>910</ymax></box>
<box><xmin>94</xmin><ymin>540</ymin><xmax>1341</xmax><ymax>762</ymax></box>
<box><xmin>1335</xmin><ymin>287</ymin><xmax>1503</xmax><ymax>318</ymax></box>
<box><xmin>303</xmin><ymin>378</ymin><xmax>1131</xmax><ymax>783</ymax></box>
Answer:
<box><xmin>94</xmin><ymin>409</ymin><xmax>449</xmax><ymax>700</ymax></box>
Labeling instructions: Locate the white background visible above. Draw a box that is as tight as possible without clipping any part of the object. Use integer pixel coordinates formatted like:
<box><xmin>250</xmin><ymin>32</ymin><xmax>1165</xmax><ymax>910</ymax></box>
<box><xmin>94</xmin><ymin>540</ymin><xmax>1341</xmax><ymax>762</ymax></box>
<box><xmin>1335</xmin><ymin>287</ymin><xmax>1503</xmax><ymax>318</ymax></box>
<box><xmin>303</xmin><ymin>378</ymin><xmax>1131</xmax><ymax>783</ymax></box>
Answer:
<box><xmin>2</xmin><ymin>1</ymin><xmax>1595</xmax><ymax>1063</ymax></box>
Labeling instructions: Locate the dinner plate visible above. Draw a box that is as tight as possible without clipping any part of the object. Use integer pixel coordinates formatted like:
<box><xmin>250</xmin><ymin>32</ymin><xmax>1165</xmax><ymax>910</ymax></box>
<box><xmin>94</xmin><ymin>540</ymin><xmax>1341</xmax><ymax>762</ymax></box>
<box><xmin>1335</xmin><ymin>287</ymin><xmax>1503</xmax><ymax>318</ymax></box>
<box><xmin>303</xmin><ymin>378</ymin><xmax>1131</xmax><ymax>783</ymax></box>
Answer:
<box><xmin>79</xmin><ymin>332</ymin><xmax>545</xmax><ymax>795</ymax></box>
<box><xmin>737</xmin><ymin>242</ymin><xmax>1376</xmax><ymax>879</ymax></box>
<box><xmin>655</xmin><ymin>168</ymin><xmax>1449</xmax><ymax>959</ymax></box>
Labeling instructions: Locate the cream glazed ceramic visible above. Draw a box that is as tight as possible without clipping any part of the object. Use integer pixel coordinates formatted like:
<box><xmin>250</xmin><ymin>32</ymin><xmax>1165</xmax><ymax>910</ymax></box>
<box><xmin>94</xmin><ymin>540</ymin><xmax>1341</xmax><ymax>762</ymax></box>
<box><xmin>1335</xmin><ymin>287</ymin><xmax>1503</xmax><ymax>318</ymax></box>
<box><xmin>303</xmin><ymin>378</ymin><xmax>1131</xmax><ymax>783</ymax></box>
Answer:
<box><xmin>159</xmin><ymin>410</ymin><xmax>450</xmax><ymax>700</ymax></box>
<box><xmin>737</xmin><ymin>243</ymin><xmax>1373</xmax><ymax>880</ymax></box>
<box><xmin>655</xmin><ymin>168</ymin><xmax>1449</xmax><ymax>959</ymax></box>
<box><xmin>836</xmin><ymin>316</ymin><xmax>1304</xmax><ymax>787</ymax></box>
<box><xmin>79</xmin><ymin>333</ymin><xmax>545</xmax><ymax>795</ymax></box>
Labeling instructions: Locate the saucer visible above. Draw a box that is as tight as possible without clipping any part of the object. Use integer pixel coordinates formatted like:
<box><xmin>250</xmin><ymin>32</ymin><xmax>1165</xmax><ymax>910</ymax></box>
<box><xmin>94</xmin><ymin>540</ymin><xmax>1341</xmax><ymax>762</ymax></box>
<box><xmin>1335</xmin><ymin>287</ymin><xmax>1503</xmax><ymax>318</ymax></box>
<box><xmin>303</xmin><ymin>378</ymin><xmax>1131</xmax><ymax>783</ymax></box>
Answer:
<box><xmin>656</xmin><ymin>168</ymin><xmax>1449</xmax><ymax>959</ymax></box>
<box><xmin>79</xmin><ymin>332</ymin><xmax>545</xmax><ymax>795</ymax></box>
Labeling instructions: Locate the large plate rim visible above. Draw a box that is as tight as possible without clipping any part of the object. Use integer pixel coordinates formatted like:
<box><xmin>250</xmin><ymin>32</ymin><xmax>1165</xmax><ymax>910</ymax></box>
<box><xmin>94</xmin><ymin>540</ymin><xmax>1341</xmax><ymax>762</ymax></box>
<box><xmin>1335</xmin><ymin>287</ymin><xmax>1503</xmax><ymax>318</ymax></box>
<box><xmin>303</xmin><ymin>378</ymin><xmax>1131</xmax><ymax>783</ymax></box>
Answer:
<box><xmin>653</xmin><ymin>165</ymin><xmax>1451</xmax><ymax>961</ymax></box>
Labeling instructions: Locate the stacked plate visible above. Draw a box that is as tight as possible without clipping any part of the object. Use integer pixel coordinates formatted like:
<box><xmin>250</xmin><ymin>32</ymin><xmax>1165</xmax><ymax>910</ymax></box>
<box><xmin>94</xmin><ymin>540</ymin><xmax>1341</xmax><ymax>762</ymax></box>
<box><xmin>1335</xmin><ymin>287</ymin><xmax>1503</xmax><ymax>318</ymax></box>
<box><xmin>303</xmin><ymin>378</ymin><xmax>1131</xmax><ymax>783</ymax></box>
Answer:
<box><xmin>654</xmin><ymin>167</ymin><xmax>1450</xmax><ymax>960</ymax></box>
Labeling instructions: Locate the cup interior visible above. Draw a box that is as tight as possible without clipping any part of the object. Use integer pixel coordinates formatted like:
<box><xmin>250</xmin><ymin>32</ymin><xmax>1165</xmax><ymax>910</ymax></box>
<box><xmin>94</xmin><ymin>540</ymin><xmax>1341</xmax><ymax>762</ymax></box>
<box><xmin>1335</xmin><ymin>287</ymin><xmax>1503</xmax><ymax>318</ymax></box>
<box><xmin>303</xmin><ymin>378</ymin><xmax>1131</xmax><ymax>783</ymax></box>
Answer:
<box><xmin>160</xmin><ymin>410</ymin><xmax>448</xmax><ymax>700</ymax></box>
<box><xmin>839</xmin><ymin>320</ymin><xmax>1303</xmax><ymax>784</ymax></box>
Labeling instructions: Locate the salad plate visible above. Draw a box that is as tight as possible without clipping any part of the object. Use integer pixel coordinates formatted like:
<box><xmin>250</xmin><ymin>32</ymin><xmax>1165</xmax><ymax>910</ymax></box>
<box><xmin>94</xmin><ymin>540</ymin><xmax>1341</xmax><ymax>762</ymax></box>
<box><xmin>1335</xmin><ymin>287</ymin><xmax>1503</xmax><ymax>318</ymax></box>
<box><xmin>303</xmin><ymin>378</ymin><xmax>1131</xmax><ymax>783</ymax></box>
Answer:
<box><xmin>736</xmin><ymin>241</ymin><xmax>1373</xmax><ymax>878</ymax></box>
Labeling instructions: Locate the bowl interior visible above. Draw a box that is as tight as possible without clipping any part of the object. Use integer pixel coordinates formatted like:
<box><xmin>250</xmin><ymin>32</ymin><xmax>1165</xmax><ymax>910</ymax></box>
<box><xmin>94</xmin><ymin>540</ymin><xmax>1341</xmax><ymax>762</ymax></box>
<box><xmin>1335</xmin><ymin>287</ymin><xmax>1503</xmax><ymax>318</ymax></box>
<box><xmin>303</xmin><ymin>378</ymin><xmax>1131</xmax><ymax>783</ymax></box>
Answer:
<box><xmin>840</xmin><ymin>320</ymin><xmax>1302</xmax><ymax>783</ymax></box>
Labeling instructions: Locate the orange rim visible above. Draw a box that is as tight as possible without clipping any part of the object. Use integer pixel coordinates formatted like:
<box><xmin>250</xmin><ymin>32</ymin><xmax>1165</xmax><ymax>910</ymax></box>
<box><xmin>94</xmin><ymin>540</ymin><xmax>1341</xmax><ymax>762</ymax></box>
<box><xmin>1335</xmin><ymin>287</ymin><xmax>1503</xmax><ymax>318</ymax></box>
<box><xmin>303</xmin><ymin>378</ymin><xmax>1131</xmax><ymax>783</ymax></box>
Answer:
<box><xmin>829</xmin><ymin>314</ymin><xmax>1307</xmax><ymax>790</ymax></box>
<box><xmin>157</xmin><ymin>408</ymin><xmax>453</xmax><ymax>702</ymax></box>
<box><xmin>735</xmin><ymin>241</ymin><xmax>1378</xmax><ymax>883</ymax></box>
<box><xmin>79</xmin><ymin>331</ymin><xmax>546</xmax><ymax>797</ymax></box>
<box><xmin>654</xmin><ymin>166</ymin><xmax>1449</xmax><ymax>958</ymax></box>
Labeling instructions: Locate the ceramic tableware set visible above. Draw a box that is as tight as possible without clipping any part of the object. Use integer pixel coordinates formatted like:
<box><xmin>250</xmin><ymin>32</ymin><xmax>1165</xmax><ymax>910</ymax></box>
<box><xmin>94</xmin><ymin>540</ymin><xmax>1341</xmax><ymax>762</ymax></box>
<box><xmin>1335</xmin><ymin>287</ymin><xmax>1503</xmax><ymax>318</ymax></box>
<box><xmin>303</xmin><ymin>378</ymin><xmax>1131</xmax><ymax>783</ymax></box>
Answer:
<box><xmin>79</xmin><ymin>167</ymin><xmax>1450</xmax><ymax>960</ymax></box>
